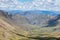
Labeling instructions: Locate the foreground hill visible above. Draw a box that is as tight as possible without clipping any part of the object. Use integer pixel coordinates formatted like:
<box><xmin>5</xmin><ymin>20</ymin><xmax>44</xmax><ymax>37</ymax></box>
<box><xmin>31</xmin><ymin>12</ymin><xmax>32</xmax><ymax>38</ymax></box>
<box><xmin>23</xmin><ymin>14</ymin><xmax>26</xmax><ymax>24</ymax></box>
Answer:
<box><xmin>0</xmin><ymin>10</ymin><xmax>32</xmax><ymax>40</ymax></box>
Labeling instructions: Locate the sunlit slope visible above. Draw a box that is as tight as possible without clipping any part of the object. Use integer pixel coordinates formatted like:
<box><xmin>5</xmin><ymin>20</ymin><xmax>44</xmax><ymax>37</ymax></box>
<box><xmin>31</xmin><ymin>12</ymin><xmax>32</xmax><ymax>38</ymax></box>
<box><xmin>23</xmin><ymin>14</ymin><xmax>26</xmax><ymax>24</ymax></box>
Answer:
<box><xmin>0</xmin><ymin>14</ymin><xmax>31</xmax><ymax>40</ymax></box>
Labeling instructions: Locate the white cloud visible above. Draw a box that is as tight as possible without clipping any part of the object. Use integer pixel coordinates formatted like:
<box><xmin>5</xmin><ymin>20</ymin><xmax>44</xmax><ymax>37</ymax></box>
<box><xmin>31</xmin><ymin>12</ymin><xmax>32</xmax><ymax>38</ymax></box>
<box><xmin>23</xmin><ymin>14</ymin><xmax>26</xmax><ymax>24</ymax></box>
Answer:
<box><xmin>0</xmin><ymin>0</ymin><xmax>60</xmax><ymax>11</ymax></box>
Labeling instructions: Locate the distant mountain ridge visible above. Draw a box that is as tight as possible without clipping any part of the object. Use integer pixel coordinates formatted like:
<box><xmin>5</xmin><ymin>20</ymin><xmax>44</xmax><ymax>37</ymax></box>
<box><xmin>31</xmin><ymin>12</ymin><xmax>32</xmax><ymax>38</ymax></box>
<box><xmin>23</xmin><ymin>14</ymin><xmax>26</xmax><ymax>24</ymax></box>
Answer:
<box><xmin>11</xmin><ymin>10</ymin><xmax>56</xmax><ymax>26</ymax></box>
<box><xmin>6</xmin><ymin>10</ymin><xmax>58</xmax><ymax>16</ymax></box>
<box><xmin>0</xmin><ymin>10</ymin><xmax>60</xmax><ymax>27</ymax></box>
<box><xmin>2</xmin><ymin>10</ymin><xmax>59</xmax><ymax>26</ymax></box>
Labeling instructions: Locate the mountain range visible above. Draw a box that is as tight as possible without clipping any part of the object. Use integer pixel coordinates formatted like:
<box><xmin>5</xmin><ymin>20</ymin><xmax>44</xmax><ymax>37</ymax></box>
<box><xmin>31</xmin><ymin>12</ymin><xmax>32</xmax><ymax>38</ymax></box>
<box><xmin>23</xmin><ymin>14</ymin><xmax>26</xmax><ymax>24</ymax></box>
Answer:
<box><xmin>0</xmin><ymin>10</ymin><xmax>60</xmax><ymax>40</ymax></box>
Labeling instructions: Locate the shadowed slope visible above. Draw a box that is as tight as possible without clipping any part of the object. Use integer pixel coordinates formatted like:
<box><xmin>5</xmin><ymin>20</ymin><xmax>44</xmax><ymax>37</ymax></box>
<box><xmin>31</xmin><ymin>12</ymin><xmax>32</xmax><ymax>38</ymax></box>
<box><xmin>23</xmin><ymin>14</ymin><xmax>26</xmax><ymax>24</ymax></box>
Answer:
<box><xmin>44</xmin><ymin>14</ymin><xmax>60</xmax><ymax>27</ymax></box>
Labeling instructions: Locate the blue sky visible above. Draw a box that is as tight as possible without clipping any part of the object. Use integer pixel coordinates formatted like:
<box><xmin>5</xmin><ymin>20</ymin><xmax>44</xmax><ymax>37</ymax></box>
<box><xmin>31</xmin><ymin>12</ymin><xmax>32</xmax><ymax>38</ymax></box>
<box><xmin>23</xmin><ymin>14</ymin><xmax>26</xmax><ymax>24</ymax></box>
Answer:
<box><xmin>18</xmin><ymin>0</ymin><xmax>33</xmax><ymax>2</ymax></box>
<box><xmin>0</xmin><ymin>0</ymin><xmax>60</xmax><ymax>11</ymax></box>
